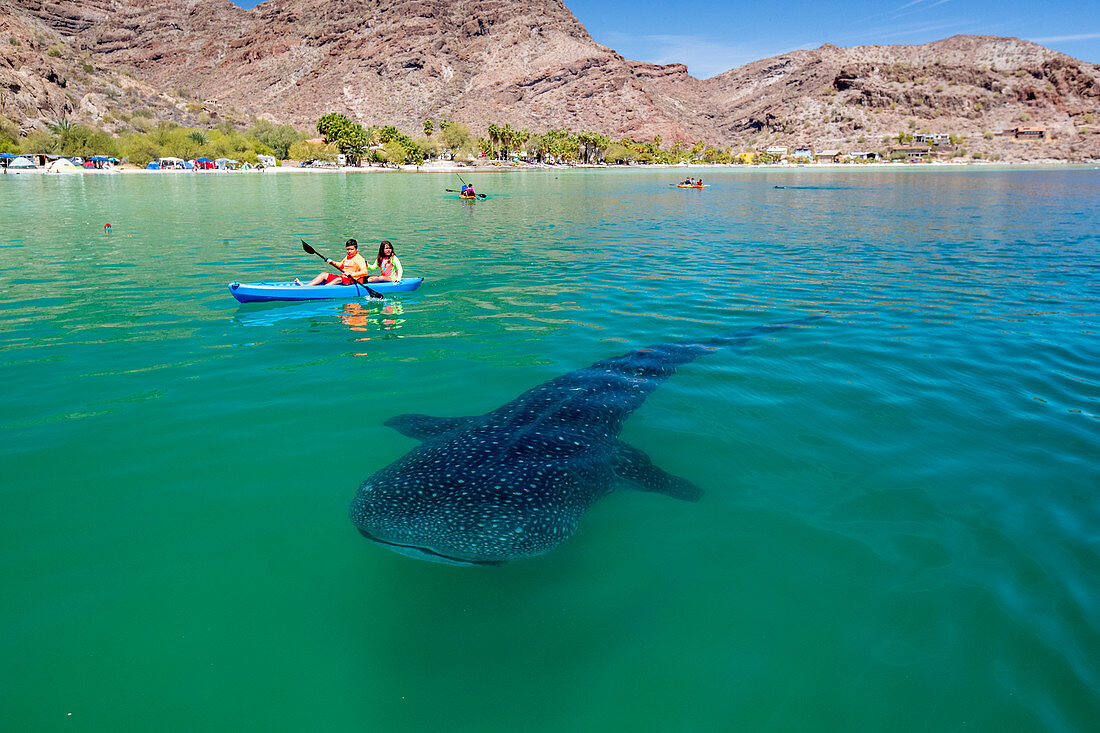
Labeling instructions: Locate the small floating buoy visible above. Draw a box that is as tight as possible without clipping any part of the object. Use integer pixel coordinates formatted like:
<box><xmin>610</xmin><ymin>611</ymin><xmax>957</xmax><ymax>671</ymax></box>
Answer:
<box><xmin>104</xmin><ymin>223</ymin><xmax>111</xmax><ymax>233</ymax></box>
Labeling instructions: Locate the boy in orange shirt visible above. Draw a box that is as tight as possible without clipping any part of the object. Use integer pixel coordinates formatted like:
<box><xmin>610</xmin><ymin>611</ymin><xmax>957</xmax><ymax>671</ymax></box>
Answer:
<box><xmin>298</xmin><ymin>239</ymin><xmax>369</xmax><ymax>286</ymax></box>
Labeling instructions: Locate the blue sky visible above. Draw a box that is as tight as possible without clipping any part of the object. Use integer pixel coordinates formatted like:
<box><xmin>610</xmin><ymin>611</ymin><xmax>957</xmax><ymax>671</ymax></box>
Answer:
<box><xmin>229</xmin><ymin>0</ymin><xmax>1099</xmax><ymax>79</ymax></box>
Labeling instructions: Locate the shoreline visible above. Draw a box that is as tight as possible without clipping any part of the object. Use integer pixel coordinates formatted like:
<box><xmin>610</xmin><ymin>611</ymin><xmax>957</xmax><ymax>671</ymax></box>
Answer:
<box><xmin>11</xmin><ymin>159</ymin><xmax>1099</xmax><ymax>176</ymax></box>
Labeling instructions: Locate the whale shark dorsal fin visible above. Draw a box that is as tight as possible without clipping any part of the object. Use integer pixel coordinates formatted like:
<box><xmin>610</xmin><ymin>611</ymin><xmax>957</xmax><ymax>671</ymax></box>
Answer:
<box><xmin>610</xmin><ymin>442</ymin><xmax>703</xmax><ymax>502</ymax></box>
<box><xmin>383</xmin><ymin>413</ymin><xmax>475</xmax><ymax>441</ymax></box>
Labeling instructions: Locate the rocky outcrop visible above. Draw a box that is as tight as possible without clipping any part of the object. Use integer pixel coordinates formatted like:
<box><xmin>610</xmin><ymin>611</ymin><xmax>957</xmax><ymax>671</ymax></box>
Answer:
<box><xmin>700</xmin><ymin>36</ymin><xmax>1100</xmax><ymax>159</ymax></box>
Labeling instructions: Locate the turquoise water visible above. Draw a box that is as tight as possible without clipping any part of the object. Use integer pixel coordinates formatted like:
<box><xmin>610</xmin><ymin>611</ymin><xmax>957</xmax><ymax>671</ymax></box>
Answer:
<box><xmin>2</xmin><ymin>167</ymin><xmax>1098</xmax><ymax>731</ymax></box>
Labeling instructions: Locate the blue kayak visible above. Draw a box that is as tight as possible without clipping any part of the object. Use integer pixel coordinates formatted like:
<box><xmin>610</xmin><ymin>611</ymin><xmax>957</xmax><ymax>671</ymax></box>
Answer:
<box><xmin>228</xmin><ymin>277</ymin><xmax>423</xmax><ymax>303</ymax></box>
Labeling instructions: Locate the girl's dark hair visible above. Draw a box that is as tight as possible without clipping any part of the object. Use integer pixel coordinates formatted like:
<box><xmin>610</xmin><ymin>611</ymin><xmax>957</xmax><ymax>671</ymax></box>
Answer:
<box><xmin>376</xmin><ymin>240</ymin><xmax>395</xmax><ymax>260</ymax></box>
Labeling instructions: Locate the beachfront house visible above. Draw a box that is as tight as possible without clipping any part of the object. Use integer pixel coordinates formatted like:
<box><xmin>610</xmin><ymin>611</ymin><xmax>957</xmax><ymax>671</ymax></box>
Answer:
<box><xmin>765</xmin><ymin>146</ymin><xmax>789</xmax><ymax>158</ymax></box>
<box><xmin>888</xmin><ymin>145</ymin><xmax>933</xmax><ymax>161</ymax></box>
<box><xmin>814</xmin><ymin>150</ymin><xmax>843</xmax><ymax>163</ymax></box>
<box><xmin>847</xmin><ymin>151</ymin><xmax>881</xmax><ymax>161</ymax></box>
<box><xmin>913</xmin><ymin>133</ymin><xmax>953</xmax><ymax>146</ymax></box>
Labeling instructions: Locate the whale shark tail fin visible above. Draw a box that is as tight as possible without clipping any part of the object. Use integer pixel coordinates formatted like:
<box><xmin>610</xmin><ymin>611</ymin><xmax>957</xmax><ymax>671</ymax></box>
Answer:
<box><xmin>611</xmin><ymin>441</ymin><xmax>702</xmax><ymax>502</ymax></box>
<box><xmin>384</xmin><ymin>413</ymin><xmax>475</xmax><ymax>441</ymax></box>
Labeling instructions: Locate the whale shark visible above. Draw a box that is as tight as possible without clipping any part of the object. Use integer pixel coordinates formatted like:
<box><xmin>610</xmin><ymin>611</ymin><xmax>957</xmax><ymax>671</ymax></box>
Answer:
<box><xmin>350</xmin><ymin>319</ymin><xmax>817</xmax><ymax>565</ymax></box>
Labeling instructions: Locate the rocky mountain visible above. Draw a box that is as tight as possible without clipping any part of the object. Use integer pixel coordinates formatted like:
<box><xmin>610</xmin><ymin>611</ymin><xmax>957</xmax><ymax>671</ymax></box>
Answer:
<box><xmin>3</xmin><ymin>0</ymin><xmax>1099</xmax><ymax>160</ymax></box>
<box><xmin>702</xmin><ymin>36</ymin><xmax>1100</xmax><ymax>159</ymax></box>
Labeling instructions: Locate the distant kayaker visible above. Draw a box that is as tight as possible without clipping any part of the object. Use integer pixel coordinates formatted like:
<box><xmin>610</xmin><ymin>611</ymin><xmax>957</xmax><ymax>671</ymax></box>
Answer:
<box><xmin>461</xmin><ymin>184</ymin><xmax>476</xmax><ymax>198</ymax></box>
<box><xmin>366</xmin><ymin>240</ymin><xmax>403</xmax><ymax>283</ymax></box>
<box><xmin>297</xmin><ymin>238</ymin><xmax>369</xmax><ymax>286</ymax></box>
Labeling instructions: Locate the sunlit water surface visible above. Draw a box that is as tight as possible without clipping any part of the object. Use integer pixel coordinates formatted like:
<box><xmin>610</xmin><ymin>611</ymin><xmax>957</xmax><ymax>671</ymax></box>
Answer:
<box><xmin>2</xmin><ymin>166</ymin><xmax>1098</xmax><ymax>731</ymax></box>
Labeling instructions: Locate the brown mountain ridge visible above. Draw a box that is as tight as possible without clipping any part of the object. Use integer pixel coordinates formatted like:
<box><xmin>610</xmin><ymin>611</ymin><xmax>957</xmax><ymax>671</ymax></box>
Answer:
<box><xmin>3</xmin><ymin>0</ymin><xmax>1099</xmax><ymax>160</ymax></box>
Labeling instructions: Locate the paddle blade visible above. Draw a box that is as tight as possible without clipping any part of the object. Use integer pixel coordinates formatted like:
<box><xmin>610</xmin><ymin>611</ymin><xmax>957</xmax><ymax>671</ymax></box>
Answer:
<box><xmin>301</xmin><ymin>240</ymin><xmax>318</xmax><ymax>255</ymax></box>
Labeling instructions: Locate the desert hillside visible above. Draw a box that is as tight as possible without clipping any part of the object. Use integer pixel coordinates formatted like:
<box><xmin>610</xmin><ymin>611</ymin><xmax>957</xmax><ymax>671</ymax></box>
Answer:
<box><xmin>2</xmin><ymin>0</ymin><xmax>1098</xmax><ymax>159</ymax></box>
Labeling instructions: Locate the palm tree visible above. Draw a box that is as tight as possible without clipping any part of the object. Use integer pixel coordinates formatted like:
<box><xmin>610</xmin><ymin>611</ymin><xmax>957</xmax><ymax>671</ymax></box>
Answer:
<box><xmin>47</xmin><ymin>119</ymin><xmax>73</xmax><ymax>135</ymax></box>
<box><xmin>190</xmin><ymin>130</ymin><xmax>208</xmax><ymax>145</ymax></box>
<box><xmin>513</xmin><ymin>128</ymin><xmax>531</xmax><ymax>159</ymax></box>
<box><xmin>487</xmin><ymin>123</ymin><xmax>500</xmax><ymax>159</ymax></box>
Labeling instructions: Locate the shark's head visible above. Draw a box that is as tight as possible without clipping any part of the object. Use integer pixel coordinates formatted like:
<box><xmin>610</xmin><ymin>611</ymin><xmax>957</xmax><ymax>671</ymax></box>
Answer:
<box><xmin>349</xmin><ymin>461</ymin><xmax>582</xmax><ymax>566</ymax></box>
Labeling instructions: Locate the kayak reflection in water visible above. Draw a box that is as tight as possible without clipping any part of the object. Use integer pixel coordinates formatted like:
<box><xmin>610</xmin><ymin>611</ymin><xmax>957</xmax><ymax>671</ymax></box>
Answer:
<box><xmin>339</xmin><ymin>301</ymin><xmax>406</xmax><ymax>337</ymax></box>
<box><xmin>340</xmin><ymin>301</ymin><xmax>370</xmax><ymax>331</ymax></box>
<box><xmin>297</xmin><ymin>238</ymin><xmax>370</xmax><ymax>286</ymax></box>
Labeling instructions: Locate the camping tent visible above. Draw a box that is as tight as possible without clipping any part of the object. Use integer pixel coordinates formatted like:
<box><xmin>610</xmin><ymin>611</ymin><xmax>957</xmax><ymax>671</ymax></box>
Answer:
<box><xmin>6</xmin><ymin>156</ymin><xmax>36</xmax><ymax>170</ymax></box>
<box><xmin>45</xmin><ymin>158</ymin><xmax>81</xmax><ymax>173</ymax></box>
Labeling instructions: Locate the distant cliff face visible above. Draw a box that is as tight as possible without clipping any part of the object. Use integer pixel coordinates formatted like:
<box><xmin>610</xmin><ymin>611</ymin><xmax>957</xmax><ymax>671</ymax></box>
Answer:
<box><xmin>702</xmin><ymin>36</ymin><xmax>1100</xmax><ymax>159</ymax></box>
<box><xmin>3</xmin><ymin>0</ymin><xmax>1099</xmax><ymax>160</ymax></box>
<box><xmin>3</xmin><ymin>0</ymin><xmax>711</xmax><ymax>141</ymax></box>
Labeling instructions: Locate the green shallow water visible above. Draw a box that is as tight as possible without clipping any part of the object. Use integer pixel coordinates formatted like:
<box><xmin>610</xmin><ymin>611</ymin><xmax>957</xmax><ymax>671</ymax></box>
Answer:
<box><xmin>2</xmin><ymin>167</ymin><xmax>1098</xmax><ymax>731</ymax></box>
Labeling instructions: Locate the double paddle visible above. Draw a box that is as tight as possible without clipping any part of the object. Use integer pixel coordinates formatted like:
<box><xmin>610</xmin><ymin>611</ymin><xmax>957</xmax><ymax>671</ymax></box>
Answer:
<box><xmin>445</xmin><ymin>188</ymin><xmax>487</xmax><ymax>198</ymax></box>
<box><xmin>301</xmin><ymin>240</ymin><xmax>383</xmax><ymax>299</ymax></box>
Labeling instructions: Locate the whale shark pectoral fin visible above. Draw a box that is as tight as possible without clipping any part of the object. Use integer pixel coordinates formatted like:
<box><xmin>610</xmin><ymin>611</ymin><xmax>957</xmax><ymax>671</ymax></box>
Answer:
<box><xmin>610</xmin><ymin>442</ymin><xmax>703</xmax><ymax>502</ymax></box>
<box><xmin>383</xmin><ymin>413</ymin><xmax>475</xmax><ymax>441</ymax></box>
